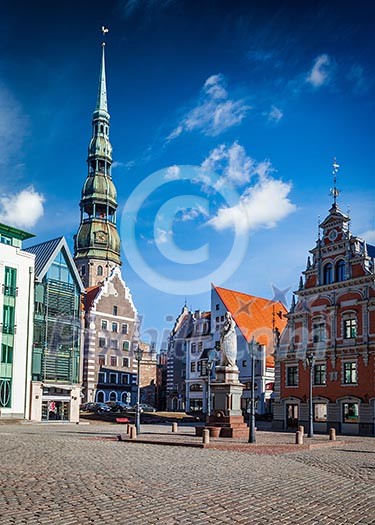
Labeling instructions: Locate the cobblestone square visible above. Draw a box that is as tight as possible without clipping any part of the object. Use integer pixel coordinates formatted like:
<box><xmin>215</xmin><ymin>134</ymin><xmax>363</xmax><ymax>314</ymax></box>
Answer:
<box><xmin>0</xmin><ymin>423</ymin><xmax>374</xmax><ymax>524</ymax></box>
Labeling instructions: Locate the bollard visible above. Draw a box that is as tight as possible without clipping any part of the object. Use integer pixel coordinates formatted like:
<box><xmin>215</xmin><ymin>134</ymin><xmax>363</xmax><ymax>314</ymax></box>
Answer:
<box><xmin>329</xmin><ymin>428</ymin><xmax>336</xmax><ymax>441</ymax></box>
<box><xmin>172</xmin><ymin>422</ymin><xmax>178</xmax><ymax>433</ymax></box>
<box><xmin>203</xmin><ymin>428</ymin><xmax>210</xmax><ymax>444</ymax></box>
<box><xmin>298</xmin><ymin>425</ymin><xmax>304</xmax><ymax>435</ymax></box>
<box><xmin>126</xmin><ymin>423</ymin><xmax>131</xmax><ymax>435</ymax></box>
<box><xmin>295</xmin><ymin>430</ymin><xmax>303</xmax><ymax>445</ymax></box>
<box><xmin>130</xmin><ymin>425</ymin><xmax>137</xmax><ymax>440</ymax></box>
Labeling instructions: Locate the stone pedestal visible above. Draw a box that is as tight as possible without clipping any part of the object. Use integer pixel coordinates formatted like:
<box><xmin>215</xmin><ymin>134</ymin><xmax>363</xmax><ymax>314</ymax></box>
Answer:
<box><xmin>208</xmin><ymin>366</ymin><xmax>249</xmax><ymax>439</ymax></box>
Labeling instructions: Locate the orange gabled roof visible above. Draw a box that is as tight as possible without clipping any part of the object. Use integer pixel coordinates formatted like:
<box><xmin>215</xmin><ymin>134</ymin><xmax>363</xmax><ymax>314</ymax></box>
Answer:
<box><xmin>214</xmin><ymin>285</ymin><xmax>288</xmax><ymax>352</ymax></box>
<box><xmin>84</xmin><ymin>285</ymin><xmax>101</xmax><ymax>310</ymax></box>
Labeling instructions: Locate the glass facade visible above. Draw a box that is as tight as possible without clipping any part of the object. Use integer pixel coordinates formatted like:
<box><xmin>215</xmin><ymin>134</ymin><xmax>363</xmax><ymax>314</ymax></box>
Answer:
<box><xmin>31</xmin><ymin>250</ymin><xmax>81</xmax><ymax>384</ymax></box>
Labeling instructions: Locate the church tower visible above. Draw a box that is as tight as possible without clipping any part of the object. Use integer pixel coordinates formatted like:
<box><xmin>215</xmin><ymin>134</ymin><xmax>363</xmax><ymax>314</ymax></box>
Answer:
<box><xmin>74</xmin><ymin>39</ymin><xmax>121</xmax><ymax>288</ymax></box>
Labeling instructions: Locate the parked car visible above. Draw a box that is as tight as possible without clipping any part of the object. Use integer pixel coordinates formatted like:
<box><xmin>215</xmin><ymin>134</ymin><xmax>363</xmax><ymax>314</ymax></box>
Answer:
<box><xmin>80</xmin><ymin>402</ymin><xmax>97</xmax><ymax>412</ymax></box>
<box><xmin>106</xmin><ymin>401</ymin><xmax>131</xmax><ymax>413</ymax></box>
<box><xmin>129</xmin><ymin>403</ymin><xmax>156</xmax><ymax>413</ymax></box>
<box><xmin>93</xmin><ymin>403</ymin><xmax>112</xmax><ymax>413</ymax></box>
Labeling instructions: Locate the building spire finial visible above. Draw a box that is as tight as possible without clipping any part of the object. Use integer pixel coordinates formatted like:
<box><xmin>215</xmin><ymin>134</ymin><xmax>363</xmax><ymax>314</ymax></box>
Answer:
<box><xmin>329</xmin><ymin>158</ymin><xmax>340</xmax><ymax>206</ymax></box>
<box><xmin>95</xmin><ymin>27</ymin><xmax>109</xmax><ymax>114</ymax></box>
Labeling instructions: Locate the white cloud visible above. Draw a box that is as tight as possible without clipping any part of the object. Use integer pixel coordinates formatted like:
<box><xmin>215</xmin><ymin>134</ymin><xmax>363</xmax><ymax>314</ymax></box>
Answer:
<box><xmin>306</xmin><ymin>54</ymin><xmax>332</xmax><ymax>87</ymax></box>
<box><xmin>178</xmin><ymin>205</ymin><xmax>208</xmax><ymax>222</ymax></box>
<box><xmin>207</xmin><ymin>176</ymin><xmax>296</xmax><ymax>234</ymax></box>
<box><xmin>155</xmin><ymin>227</ymin><xmax>172</xmax><ymax>245</ymax></box>
<box><xmin>167</xmin><ymin>74</ymin><xmax>250</xmax><ymax>140</ymax></box>
<box><xmin>0</xmin><ymin>187</ymin><xmax>45</xmax><ymax>228</ymax></box>
<box><xmin>267</xmin><ymin>105</ymin><xmax>284</xmax><ymax>123</ymax></box>
<box><xmin>359</xmin><ymin>230</ymin><xmax>375</xmax><ymax>244</ymax></box>
<box><xmin>164</xmin><ymin>165</ymin><xmax>181</xmax><ymax>180</ymax></box>
<box><xmin>200</xmin><ymin>142</ymin><xmax>274</xmax><ymax>189</ymax></box>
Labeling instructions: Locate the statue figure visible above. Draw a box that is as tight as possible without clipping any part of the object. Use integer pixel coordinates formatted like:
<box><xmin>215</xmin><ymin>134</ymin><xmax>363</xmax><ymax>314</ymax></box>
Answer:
<box><xmin>220</xmin><ymin>312</ymin><xmax>237</xmax><ymax>368</ymax></box>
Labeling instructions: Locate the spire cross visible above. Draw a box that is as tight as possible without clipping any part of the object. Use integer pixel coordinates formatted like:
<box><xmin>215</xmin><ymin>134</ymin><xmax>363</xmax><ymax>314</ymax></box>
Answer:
<box><xmin>330</xmin><ymin>157</ymin><xmax>340</xmax><ymax>205</ymax></box>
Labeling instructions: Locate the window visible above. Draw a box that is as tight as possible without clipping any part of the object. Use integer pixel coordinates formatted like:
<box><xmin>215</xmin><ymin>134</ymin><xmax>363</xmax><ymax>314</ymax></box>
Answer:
<box><xmin>101</xmin><ymin>320</ymin><xmax>107</xmax><ymax>331</ymax></box>
<box><xmin>313</xmin><ymin>323</ymin><xmax>325</xmax><ymax>343</ymax></box>
<box><xmin>286</xmin><ymin>365</ymin><xmax>298</xmax><ymax>386</ymax></box>
<box><xmin>0</xmin><ymin>234</ymin><xmax>11</xmax><ymax>245</ymax></box>
<box><xmin>314</xmin><ymin>364</ymin><xmax>326</xmax><ymax>385</ymax></box>
<box><xmin>97</xmin><ymin>265</ymin><xmax>103</xmax><ymax>276</ymax></box>
<box><xmin>4</xmin><ymin>267</ymin><xmax>17</xmax><ymax>296</ymax></box>
<box><xmin>216</xmin><ymin>316</ymin><xmax>219</xmax><ymax>322</ymax></box>
<box><xmin>198</xmin><ymin>342</ymin><xmax>203</xmax><ymax>352</ymax></box>
<box><xmin>122</xmin><ymin>357</ymin><xmax>130</xmax><ymax>368</ymax></box>
<box><xmin>110</xmin><ymin>355</ymin><xmax>117</xmax><ymax>367</ymax></box>
<box><xmin>221</xmin><ymin>316</ymin><xmax>224</xmax><ymax>322</ymax></box>
<box><xmin>191</xmin><ymin>343</ymin><xmax>197</xmax><ymax>353</ymax></box>
<box><xmin>343</xmin><ymin>402</ymin><xmax>359</xmax><ymax>423</ymax></box>
<box><xmin>2</xmin><ymin>305</ymin><xmax>15</xmax><ymax>334</ymax></box>
<box><xmin>98</xmin><ymin>354</ymin><xmax>106</xmax><ymax>366</ymax></box>
<box><xmin>98</xmin><ymin>372</ymin><xmax>105</xmax><ymax>383</ymax></box>
<box><xmin>122</xmin><ymin>340</ymin><xmax>130</xmax><ymax>351</ymax></box>
<box><xmin>109</xmin><ymin>391</ymin><xmax>117</xmax><ymax>401</ymax></box>
<box><xmin>336</xmin><ymin>260</ymin><xmax>346</xmax><ymax>281</ymax></box>
<box><xmin>122</xmin><ymin>374</ymin><xmax>129</xmax><ymax>384</ymax></box>
<box><xmin>109</xmin><ymin>373</ymin><xmax>117</xmax><ymax>384</ymax></box>
<box><xmin>1</xmin><ymin>344</ymin><xmax>13</xmax><ymax>364</ymax></box>
<box><xmin>122</xmin><ymin>323</ymin><xmax>128</xmax><ymax>334</ymax></box>
<box><xmin>197</xmin><ymin>361</ymin><xmax>202</xmax><ymax>372</ymax></box>
<box><xmin>112</xmin><ymin>322</ymin><xmax>118</xmax><ymax>333</ymax></box>
<box><xmin>215</xmin><ymin>304</ymin><xmax>219</xmax><ymax>310</ymax></box>
<box><xmin>343</xmin><ymin>362</ymin><xmax>357</xmax><ymax>384</ymax></box>
<box><xmin>323</xmin><ymin>263</ymin><xmax>333</xmax><ymax>284</ymax></box>
<box><xmin>113</xmin><ymin>306</ymin><xmax>118</xmax><ymax>316</ymax></box>
<box><xmin>242</xmin><ymin>360</ymin><xmax>247</xmax><ymax>367</ymax></box>
<box><xmin>201</xmin><ymin>361</ymin><xmax>207</xmax><ymax>376</ymax></box>
<box><xmin>191</xmin><ymin>362</ymin><xmax>196</xmax><ymax>373</ymax></box>
<box><xmin>314</xmin><ymin>403</ymin><xmax>327</xmax><ymax>422</ymax></box>
<box><xmin>110</xmin><ymin>339</ymin><xmax>118</xmax><ymax>350</ymax></box>
<box><xmin>81</xmin><ymin>265</ymin><xmax>86</xmax><ymax>276</ymax></box>
<box><xmin>190</xmin><ymin>383</ymin><xmax>203</xmax><ymax>392</ymax></box>
<box><xmin>344</xmin><ymin>319</ymin><xmax>357</xmax><ymax>339</ymax></box>
<box><xmin>99</xmin><ymin>337</ymin><xmax>106</xmax><ymax>348</ymax></box>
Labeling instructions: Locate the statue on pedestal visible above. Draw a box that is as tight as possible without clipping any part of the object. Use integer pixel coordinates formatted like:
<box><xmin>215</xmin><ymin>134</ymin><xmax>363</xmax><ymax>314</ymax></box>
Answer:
<box><xmin>220</xmin><ymin>311</ymin><xmax>237</xmax><ymax>368</ymax></box>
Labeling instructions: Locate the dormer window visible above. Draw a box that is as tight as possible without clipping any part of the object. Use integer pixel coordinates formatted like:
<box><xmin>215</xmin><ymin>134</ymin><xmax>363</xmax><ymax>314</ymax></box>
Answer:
<box><xmin>323</xmin><ymin>263</ymin><xmax>333</xmax><ymax>284</ymax></box>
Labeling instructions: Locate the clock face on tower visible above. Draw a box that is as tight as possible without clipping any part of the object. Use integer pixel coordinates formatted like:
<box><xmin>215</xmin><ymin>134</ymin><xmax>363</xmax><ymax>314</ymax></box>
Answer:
<box><xmin>95</xmin><ymin>230</ymin><xmax>107</xmax><ymax>244</ymax></box>
<box><xmin>328</xmin><ymin>229</ymin><xmax>338</xmax><ymax>242</ymax></box>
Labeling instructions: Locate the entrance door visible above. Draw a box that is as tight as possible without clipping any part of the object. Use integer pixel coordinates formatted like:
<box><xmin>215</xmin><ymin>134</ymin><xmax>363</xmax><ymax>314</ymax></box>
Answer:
<box><xmin>42</xmin><ymin>400</ymin><xmax>70</xmax><ymax>421</ymax></box>
<box><xmin>286</xmin><ymin>404</ymin><xmax>299</xmax><ymax>429</ymax></box>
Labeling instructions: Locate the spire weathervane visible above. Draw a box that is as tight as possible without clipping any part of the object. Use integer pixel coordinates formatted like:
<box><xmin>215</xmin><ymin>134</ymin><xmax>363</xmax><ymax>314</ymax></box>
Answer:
<box><xmin>330</xmin><ymin>158</ymin><xmax>340</xmax><ymax>205</ymax></box>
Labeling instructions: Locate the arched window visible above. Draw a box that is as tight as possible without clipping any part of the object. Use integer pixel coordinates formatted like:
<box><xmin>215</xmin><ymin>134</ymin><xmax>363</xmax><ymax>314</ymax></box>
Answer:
<box><xmin>109</xmin><ymin>391</ymin><xmax>117</xmax><ymax>401</ymax></box>
<box><xmin>100</xmin><ymin>124</ymin><xmax>104</xmax><ymax>133</ymax></box>
<box><xmin>81</xmin><ymin>265</ymin><xmax>86</xmax><ymax>276</ymax></box>
<box><xmin>97</xmin><ymin>265</ymin><xmax>103</xmax><ymax>276</ymax></box>
<box><xmin>336</xmin><ymin>260</ymin><xmax>346</xmax><ymax>281</ymax></box>
<box><xmin>323</xmin><ymin>263</ymin><xmax>333</xmax><ymax>284</ymax></box>
<box><xmin>96</xmin><ymin>391</ymin><xmax>104</xmax><ymax>403</ymax></box>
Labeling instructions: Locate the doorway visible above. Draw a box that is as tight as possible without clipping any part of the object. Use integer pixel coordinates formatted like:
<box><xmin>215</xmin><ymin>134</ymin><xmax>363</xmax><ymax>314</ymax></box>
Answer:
<box><xmin>42</xmin><ymin>400</ymin><xmax>70</xmax><ymax>421</ymax></box>
<box><xmin>286</xmin><ymin>403</ymin><xmax>299</xmax><ymax>429</ymax></box>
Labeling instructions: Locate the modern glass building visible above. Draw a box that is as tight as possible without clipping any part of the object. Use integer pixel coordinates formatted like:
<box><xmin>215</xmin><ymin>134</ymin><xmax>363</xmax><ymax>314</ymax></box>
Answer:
<box><xmin>25</xmin><ymin>237</ymin><xmax>84</xmax><ymax>422</ymax></box>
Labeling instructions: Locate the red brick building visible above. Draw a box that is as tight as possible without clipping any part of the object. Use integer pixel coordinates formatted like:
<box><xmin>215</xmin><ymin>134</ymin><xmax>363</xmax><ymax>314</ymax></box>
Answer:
<box><xmin>273</xmin><ymin>200</ymin><xmax>375</xmax><ymax>435</ymax></box>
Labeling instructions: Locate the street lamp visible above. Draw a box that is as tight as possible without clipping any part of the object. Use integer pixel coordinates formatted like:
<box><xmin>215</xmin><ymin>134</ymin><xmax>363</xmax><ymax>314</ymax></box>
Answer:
<box><xmin>134</xmin><ymin>345</ymin><xmax>144</xmax><ymax>435</ymax></box>
<box><xmin>206</xmin><ymin>349</ymin><xmax>218</xmax><ymax>424</ymax></box>
<box><xmin>248</xmin><ymin>336</ymin><xmax>257</xmax><ymax>444</ymax></box>
<box><xmin>306</xmin><ymin>352</ymin><xmax>315</xmax><ymax>438</ymax></box>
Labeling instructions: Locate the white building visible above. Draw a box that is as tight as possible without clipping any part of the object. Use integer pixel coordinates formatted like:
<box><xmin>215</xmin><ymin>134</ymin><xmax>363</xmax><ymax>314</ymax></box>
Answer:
<box><xmin>0</xmin><ymin>223</ymin><xmax>35</xmax><ymax>419</ymax></box>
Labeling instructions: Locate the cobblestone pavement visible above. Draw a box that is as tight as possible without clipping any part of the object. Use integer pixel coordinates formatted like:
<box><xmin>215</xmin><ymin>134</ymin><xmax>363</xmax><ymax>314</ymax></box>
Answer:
<box><xmin>0</xmin><ymin>423</ymin><xmax>374</xmax><ymax>525</ymax></box>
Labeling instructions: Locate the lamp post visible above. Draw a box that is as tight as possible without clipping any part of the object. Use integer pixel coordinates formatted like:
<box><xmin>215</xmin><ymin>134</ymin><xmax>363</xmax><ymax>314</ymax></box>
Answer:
<box><xmin>248</xmin><ymin>336</ymin><xmax>257</xmax><ymax>444</ymax></box>
<box><xmin>307</xmin><ymin>353</ymin><xmax>315</xmax><ymax>438</ymax></box>
<box><xmin>134</xmin><ymin>345</ymin><xmax>144</xmax><ymax>435</ymax></box>
<box><xmin>206</xmin><ymin>349</ymin><xmax>218</xmax><ymax>424</ymax></box>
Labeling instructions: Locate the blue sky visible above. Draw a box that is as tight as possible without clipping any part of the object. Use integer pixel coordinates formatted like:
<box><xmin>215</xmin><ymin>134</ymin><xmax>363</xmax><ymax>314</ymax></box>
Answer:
<box><xmin>0</xmin><ymin>0</ymin><xmax>374</xmax><ymax>348</ymax></box>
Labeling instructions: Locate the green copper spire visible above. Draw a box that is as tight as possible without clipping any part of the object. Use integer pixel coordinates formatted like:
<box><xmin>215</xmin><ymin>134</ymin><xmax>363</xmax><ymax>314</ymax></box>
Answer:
<box><xmin>74</xmin><ymin>34</ymin><xmax>121</xmax><ymax>288</ymax></box>
<box><xmin>95</xmin><ymin>43</ymin><xmax>108</xmax><ymax>115</ymax></box>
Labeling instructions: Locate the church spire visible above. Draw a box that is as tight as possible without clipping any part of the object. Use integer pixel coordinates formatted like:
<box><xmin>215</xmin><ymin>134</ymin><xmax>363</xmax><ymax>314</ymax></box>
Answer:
<box><xmin>74</xmin><ymin>29</ymin><xmax>121</xmax><ymax>288</ymax></box>
<box><xmin>95</xmin><ymin>43</ymin><xmax>108</xmax><ymax>115</ymax></box>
